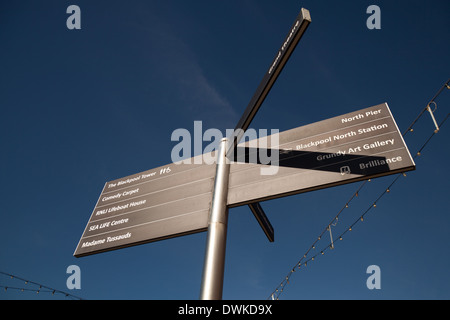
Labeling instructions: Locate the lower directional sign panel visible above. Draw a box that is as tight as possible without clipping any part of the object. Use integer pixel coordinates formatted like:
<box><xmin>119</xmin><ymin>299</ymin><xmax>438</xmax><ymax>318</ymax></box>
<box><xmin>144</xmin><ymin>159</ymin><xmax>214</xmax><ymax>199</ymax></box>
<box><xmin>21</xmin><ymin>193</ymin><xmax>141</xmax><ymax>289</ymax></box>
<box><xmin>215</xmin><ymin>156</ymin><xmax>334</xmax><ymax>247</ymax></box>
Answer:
<box><xmin>74</xmin><ymin>157</ymin><xmax>216</xmax><ymax>257</ymax></box>
<box><xmin>227</xmin><ymin>103</ymin><xmax>416</xmax><ymax>207</ymax></box>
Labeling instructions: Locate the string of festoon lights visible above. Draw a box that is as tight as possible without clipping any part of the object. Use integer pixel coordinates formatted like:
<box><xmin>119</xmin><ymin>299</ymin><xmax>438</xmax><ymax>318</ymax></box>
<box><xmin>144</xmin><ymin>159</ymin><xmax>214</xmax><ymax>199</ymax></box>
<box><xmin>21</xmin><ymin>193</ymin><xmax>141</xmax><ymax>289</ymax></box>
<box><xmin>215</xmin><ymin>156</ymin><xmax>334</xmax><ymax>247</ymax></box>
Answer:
<box><xmin>0</xmin><ymin>271</ymin><xmax>83</xmax><ymax>300</ymax></box>
<box><xmin>268</xmin><ymin>79</ymin><xmax>450</xmax><ymax>300</ymax></box>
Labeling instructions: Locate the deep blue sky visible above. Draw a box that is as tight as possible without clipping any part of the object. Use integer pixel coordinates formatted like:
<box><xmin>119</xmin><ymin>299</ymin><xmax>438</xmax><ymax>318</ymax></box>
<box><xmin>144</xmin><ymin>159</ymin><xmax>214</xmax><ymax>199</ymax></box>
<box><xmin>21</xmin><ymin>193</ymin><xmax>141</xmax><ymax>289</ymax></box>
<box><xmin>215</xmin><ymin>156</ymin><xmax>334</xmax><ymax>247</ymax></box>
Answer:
<box><xmin>1</xmin><ymin>0</ymin><xmax>449</xmax><ymax>300</ymax></box>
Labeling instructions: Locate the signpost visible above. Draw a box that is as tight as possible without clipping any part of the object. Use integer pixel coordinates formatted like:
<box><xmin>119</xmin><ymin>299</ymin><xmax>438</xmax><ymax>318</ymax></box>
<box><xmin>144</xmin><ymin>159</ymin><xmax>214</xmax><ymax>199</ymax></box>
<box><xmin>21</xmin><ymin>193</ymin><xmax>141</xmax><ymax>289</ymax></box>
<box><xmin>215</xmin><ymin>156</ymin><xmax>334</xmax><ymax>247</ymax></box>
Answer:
<box><xmin>74</xmin><ymin>6</ymin><xmax>416</xmax><ymax>300</ymax></box>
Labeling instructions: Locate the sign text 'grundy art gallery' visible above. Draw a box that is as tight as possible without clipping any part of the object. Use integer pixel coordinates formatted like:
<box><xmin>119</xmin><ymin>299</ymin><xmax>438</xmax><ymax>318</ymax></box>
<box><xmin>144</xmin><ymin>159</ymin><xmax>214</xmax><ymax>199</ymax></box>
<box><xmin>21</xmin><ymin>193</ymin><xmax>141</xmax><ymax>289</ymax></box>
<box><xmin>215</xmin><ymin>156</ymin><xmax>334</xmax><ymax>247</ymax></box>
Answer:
<box><xmin>74</xmin><ymin>102</ymin><xmax>415</xmax><ymax>257</ymax></box>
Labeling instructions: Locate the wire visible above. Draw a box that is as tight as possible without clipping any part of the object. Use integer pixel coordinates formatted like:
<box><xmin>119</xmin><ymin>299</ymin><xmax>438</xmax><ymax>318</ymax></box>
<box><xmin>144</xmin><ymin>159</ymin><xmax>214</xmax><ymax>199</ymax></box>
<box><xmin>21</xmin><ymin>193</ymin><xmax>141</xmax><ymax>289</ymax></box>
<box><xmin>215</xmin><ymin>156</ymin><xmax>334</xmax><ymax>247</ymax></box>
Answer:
<box><xmin>416</xmin><ymin>113</ymin><xmax>450</xmax><ymax>156</ymax></box>
<box><xmin>403</xmin><ymin>78</ymin><xmax>450</xmax><ymax>136</ymax></box>
<box><xmin>0</xmin><ymin>271</ymin><xmax>84</xmax><ymax>300</ymax></box>
<box><xmin>268</xmin><ymin>80</ymin><xmax>449</xmax><ymax>300</ymax></box>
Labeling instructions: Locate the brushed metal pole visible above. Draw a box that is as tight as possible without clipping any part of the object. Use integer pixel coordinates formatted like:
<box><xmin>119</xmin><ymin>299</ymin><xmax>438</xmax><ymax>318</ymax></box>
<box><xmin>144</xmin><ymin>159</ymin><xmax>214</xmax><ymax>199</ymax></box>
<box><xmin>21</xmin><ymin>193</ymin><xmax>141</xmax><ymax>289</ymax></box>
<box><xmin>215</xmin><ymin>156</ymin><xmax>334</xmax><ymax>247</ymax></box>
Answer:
<box><xmin>200</xmin><ymin>138</ymin><xmax>230</xmax><ymax>300</ymax></box>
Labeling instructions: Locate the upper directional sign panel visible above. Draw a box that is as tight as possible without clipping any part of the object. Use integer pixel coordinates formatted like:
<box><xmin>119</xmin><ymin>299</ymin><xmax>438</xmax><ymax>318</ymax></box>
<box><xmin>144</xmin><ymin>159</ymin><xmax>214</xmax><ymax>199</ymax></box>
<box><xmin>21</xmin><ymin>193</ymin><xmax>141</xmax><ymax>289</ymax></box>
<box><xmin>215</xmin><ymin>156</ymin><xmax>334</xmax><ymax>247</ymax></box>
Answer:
<box><xmin>229</xmin><ymin>8</ymin><xmax>311</xmax><ymax>154</ymax></box>
<box><xmin>227</xmin><ymin>103</ymin><xmax>416</xmax><ymax>207</ymax></box>
<box><xmin>74</xmin><ymin>157</ymin><xmax>216</xmax><ymax>257</ymax></box>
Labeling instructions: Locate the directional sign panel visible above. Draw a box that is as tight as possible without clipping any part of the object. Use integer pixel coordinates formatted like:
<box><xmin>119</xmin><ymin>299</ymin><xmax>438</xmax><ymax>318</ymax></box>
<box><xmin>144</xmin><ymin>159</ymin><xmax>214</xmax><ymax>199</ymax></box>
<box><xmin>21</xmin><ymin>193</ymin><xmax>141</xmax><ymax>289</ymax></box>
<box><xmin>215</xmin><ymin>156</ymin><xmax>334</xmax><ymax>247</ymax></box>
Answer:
<box><xmin>74</xmin><ymin>156</ymin><xmax>216</xmax><ymax>257</ymax></box>
<box><xmin>230</xmin><ymin>8</ymin><xmax>311</xmax><ymax>153</ymax></box>
<box><xmin>227</xmin><ymin>103</ymin><xmax>416</xmax><ymax>207</ymax></box>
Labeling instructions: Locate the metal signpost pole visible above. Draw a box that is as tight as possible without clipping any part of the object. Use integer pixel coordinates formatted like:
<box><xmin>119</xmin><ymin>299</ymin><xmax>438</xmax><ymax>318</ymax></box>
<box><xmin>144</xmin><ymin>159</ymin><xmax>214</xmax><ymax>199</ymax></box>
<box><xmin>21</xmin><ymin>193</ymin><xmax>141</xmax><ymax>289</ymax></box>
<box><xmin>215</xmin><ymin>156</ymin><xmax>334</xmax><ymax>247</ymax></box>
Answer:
<box><xmin>200</xmin><ymin>8</ymin><xmax>311</xmax><ymax>300</ymax></box>
<box><xmin>200</xmin><ymin>138</ymin><xmax>231</xmax><ymax>300</ymax></box>
<box><xmin>72</xmin><ymin>6</ymin><xmax>418</xmax><ymax>301</ymax></box>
